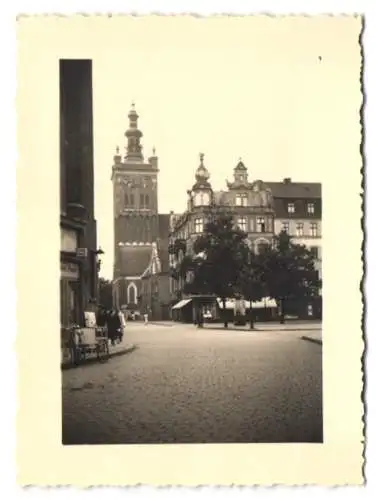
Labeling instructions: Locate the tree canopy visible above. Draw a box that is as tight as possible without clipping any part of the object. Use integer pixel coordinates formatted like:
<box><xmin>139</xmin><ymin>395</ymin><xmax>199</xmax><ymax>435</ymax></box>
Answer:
<box><xmin>169</xmin><ymin>214</ymin><xmax>321</xmax><ymax>325</ymax></box>
<box><xmin>261</xmin><ymin>231</ymin><xmax>321</xmax><ymax>322</ymax></box>
<box><xmin>98</xmin><ymin>277</ymin><xmax>113</xmax><ymax>310</ymax></box>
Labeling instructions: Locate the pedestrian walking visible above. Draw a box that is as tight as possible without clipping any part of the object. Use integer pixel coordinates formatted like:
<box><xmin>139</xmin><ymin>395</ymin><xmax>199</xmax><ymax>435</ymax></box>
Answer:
<box><xmin>118</xmin><ymin>309</ymin><xmax>126</xmax><ymax>342</ymax></box>
<box><xmin>108</xmin><ymin>309</ymin><xmax>121</xmax><ymax>345</ymax></box>
<box><xmin>143</xmin><ymin>308</ymin><xmax>149</xmax><ymax>325</ymax></box>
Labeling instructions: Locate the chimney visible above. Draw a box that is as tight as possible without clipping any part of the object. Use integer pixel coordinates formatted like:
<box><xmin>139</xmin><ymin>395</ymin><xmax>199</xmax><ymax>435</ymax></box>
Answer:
<box><xmin>283</xmin><ymin>177</ymin><xmax>292</xmax><ymax>184</ymax></box>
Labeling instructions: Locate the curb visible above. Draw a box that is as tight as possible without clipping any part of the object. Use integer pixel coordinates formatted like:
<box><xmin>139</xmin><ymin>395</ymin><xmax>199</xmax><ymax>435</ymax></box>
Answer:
<box><xmin>147</xmin><ymin>322</ymin><xmax>174</xmax><ymax>327</ymax></box>
<box><xmin>301</xmin><ymin>336</ymin><xmax>322</xmax><ymax>346</ymax></box>
<box><xmin>61</xmin><ymin>344</ymin><xmax>138</xmax><ymax>370</ymax></box>
<box><xmin>204</xmin><ymin>326</ymin><xmax>321</xmax><ymax>333</ymax></box>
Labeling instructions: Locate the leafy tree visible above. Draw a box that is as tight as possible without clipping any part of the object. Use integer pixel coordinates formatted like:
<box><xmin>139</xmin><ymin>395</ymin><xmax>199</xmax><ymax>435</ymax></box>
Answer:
<box><xmin>189</xmin><ymin>213</ymin><xmax>250</xmax><ymax>327</ymax></box>
<box><xmin>262</xmin><ymin>231</ymin><xmax>321</xmax><ymax>324</ymax></box>
<box><xmin>98</xmin><ymin>277</ymin><xmax>113</xmax><ymax>310</ymax></box>
<box><xmin>237</xmin><ymin>250</ymin><xmax>268</xmax><ymax>329</ymax></box>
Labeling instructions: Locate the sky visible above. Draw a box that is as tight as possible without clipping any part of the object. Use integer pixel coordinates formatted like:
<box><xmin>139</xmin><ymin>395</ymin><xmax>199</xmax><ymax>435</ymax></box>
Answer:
<box><xmin>84</xmin><ymin>16</ymin><xmax>360</xmax><ymax>278</ymax></box>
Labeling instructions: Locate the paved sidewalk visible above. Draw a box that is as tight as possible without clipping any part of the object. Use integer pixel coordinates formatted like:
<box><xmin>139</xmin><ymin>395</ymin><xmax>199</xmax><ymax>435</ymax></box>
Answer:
<box><xmin>301</xmin><ymin>330</ymin><xmax>322</xmax><ymax>345</ymax></box>
<box><xmin>142</xmin><ymin>320</ymin><xmax>322</xmax><ymax>332</ymax></box>
<box><xmin>192</xmin><ymin>322</ymin><xmax>322</xmax><ymax>333</ymax></box>
<box><xmin>61</xmin><ymin>342</ymin><xmax>137</xmax><ymax>370</ymax></box>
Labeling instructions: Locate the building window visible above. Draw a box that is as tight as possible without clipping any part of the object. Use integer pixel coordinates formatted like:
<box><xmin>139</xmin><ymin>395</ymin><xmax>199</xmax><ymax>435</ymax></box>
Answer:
<box><xmin>310</xmin><ymin>222</ymin><xmax>318</xmax><ymax>237</ymax></box>
<box><xmin>282</xmin><ymin>222</ymin><xmax>289</xmax><ymax>234</ymax></box>
<box><xmin>235</xmin><ymin>193</ymin><xmax>248</xmax><ymax>206</ymax></box>
<box><xmin>194</xmin><ymin>191</ymin><xmax>210</xmax><ymax>206</ymax></box>
<box><xmin>127</xmin><ymin>282</ymin><xmax>137</xmax><ymax>305</ymax></box>
<box><xmin>124</xmin><ymin>193</ymin><xmax>129</xmax><ymax>207</ymax></box>
<box><xmin>239</xmin><ymin>175</ymin><xmax>244</xmax><ymax>182</ymax></box>
<box><xmin>130</xmin><ymin>193</ymin><xmax>134</xmax><ymax>206</ymax></box>
<box><xmin>145</xmin><ymin>194</ymin><xmax>150</xmax><ymax>208</ymax></box>
<box><xmin>140</xmin><ymin>194</ymin><xmax>144</xmax><ymax>208</ymax></box>
<box><xmin>296</xmin><ymin>223</ymin><xmax>304</xmax><ymax>237</ymax></box>
<box><xmin>287</xmin><ymin>202</ymin><xmax>295</xmax><ymax>214</ymax></box>
<box><xmin>310</xmin><ymin>246</ymin><xmax>319</xmax><ymax>259</ymax></box>
<box><xmin>238</xmin><ymin>217</ymin><xmax>247</xmax><ymax>232</ymax></box>
<box><xmin>256</xmin><ymin>217</ymin><xmax>266</xmax><ymax>233</ymax></box>
<box><xmin>194</xmin><ymin>218</ymin><xmax>204</xmax><ymax>233</ymax></box>
<box><xmin>307</xmin><ymin>202</ymin><xmax>315</xmax><ymax>215</ymax></box>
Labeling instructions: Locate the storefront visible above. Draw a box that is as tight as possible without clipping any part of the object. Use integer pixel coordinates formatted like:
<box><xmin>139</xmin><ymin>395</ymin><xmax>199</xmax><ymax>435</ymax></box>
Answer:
<box><xmin>60</xmin><ymin>227</ymin><xmax>82</xmax><ymax>327</ymax></box>
<box><xmin>60</xmin><ymin>261</ymin><xmax>81</xmax><ymax>327</ymax></box>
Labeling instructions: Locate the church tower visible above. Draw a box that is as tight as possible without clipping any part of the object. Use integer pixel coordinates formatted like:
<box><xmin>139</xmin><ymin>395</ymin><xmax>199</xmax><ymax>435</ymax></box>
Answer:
<box><xmin>112</xmin><ymin>104</ymin><xmax>160</xmax><ymax>310</ymax></box>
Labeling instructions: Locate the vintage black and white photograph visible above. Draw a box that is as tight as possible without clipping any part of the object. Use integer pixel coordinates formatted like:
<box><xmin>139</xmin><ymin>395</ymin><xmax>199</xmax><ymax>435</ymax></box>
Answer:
<box><xmin>57</xmin><ymin>16</ymin><xmax>332</xmax><ymax>446</ymax></box>
<box><xmin>14</xmin><ymin>10</ymin><xmax>364</xmax><ymax>486</ymax></box>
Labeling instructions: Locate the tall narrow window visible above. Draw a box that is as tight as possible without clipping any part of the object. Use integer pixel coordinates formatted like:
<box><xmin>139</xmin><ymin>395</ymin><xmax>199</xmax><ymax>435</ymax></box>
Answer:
<box><xmin>310</xmin><ymin>222</ymin><xmax>318</xmax><ymax>237</ymax></box>
<box><xmin>140</xmin><ymin>194</ymin><xmax>145</xmax><ymax>208</ymax></box>
<box><xmin>124</xmin><ymin>193</ymin><xmax>129</xmax><ymax>207</ymax></box>
<box><xmin>194</xmin><ymin>218</ymin><xmax>204</xmax><ymax>233</ymax></box>
<box><xmin>238</xmin><ymin>217</ymin><xmax>247</xmax><ymax>232</ymax></box>
<box><xmin>296</xmin><ymin>223</ymin><xmax>304</xmax><ymax>237</ymax></box>
<box><xmin>287</xmin><ymin>202</ymin><xmax>295</xmax><ymax>214</ymax></box>
<box><xmin>145</xmin><ymin>194</ymin><xmax>150</xmax><ymax>208</ymax></box>
<box><xmin>307</xmin><ymin>202</ymin><xmax>315</xmax><ymax>215</ymax></box>
<box><xmin>130</xmin><ymin>193</ymin><xmax>134</xmax><ymax>206</ymax></box>
<box><xmin>256</xmin><ymin>217</ymin><xmax>266</xmax><ymax>233</ymax></box>
<box><xmin>236</xmin><ymin>193</ymin><xmax>248</xmax><ymax>206</ymax></box>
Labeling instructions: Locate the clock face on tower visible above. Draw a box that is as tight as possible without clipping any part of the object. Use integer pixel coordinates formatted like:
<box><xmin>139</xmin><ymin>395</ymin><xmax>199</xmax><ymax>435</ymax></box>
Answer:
<box><xmin>194</xmin><ymin>191</ymin><xmax>210</xmax><ymax>206</ymax></box>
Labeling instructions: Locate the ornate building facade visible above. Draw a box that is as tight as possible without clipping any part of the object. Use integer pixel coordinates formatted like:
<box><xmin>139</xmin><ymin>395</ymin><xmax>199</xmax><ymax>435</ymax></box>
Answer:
<box><xmin>169</xmin><ymin>155</ymin><xmax>276</xmax><ymax>303</ymax></box>
<box><xmin>112</xmin><ymin>105</ymin><xmax>170</xmax><ymax>317</ymax></box>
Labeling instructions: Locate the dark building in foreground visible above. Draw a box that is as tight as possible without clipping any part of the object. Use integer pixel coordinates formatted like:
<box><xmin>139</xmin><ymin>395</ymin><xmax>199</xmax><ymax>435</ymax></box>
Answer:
<box><xmin>60</xmin><ymin>59</ymin><xmax>99</xmax><ymax>327</ymax></box>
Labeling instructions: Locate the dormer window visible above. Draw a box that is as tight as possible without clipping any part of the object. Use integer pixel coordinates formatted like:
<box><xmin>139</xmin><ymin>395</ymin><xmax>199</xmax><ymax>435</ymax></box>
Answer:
<box><xmin>287</xmin><ymin>202</ymin><xmax>295</xmax><ymax>214</ymax></box>
<box><xmin>307</xmin><ymin>202</ymin><xmax>315</xmax><ymax>215</ymax></box>
<box><xmin>235</xmin><ymin>193</ymin><xmax>248</xmax><ymax>206</ymax></box>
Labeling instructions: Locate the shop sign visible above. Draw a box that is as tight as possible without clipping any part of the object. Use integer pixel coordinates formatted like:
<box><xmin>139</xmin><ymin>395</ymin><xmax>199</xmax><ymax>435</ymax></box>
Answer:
<box><xmin>61</xmin><ymin>262</ymin><xmax>79</xmax><ymax>279</ymax></box>
<box><xmin>61</xmin><ymin>228</ymin><xmax>78</xmax><ymax>253</ymax></box>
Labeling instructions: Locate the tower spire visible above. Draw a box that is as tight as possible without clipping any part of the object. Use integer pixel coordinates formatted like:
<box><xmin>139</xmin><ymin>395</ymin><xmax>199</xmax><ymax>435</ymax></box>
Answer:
<box><xmin>125</xmin><ymin>102</ymin><xmax>144</xmax><ymax>161</ymax></box>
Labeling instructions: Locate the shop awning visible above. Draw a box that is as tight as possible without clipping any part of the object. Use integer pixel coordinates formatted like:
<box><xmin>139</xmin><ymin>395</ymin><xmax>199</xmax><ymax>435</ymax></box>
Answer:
<box><xmin>172</xmin><ymin>299</ymin><xmax>192</xmax><ymax>310</ymax></box>
<box><xmin>216</xmin><ymin>298</ymin><xmax>277</xmax><ymax>310</ymax></box>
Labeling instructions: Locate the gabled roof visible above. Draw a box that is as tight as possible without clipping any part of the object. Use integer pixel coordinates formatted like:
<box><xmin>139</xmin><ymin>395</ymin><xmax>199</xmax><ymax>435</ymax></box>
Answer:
<box><xmin>265</xmin><ymin>181</ymin><xmax>321</xmax><ymax>199</ymax></box>
<box><xmin>234</xmin><ymin>160</ymin><xmax>247</xmax><ymax>171</ymax></box>
<box><xmin>119</xmin><ymin>245</ymin><xmax>153</xmax><ymax>277</ymax></box>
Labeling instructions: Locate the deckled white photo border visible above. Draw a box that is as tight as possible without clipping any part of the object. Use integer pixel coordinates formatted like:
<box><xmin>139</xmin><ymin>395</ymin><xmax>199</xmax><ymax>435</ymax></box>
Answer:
<box><xmin>13</xmin><ymin>7</ymin><xmax>366</xmax><ymax>489</ymax></box>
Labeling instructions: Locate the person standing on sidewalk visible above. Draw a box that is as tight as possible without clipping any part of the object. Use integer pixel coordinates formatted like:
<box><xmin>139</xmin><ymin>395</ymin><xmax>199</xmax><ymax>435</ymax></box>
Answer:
<box><xmin>118</xmin><ymin>309</ymin><xmax>126</xmax><ymax>342</ymax></box>
<box><xmin>108</xmin><ymin>309</ymin><xmax>121</xmax><ymax>345</ymax></box>
<box><xmin>143</xmin><ymin>306</ymin><xmax>150</xmax><ymax>325</ymax></box>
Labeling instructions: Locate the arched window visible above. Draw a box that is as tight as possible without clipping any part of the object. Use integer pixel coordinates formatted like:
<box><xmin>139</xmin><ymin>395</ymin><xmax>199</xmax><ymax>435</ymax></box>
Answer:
<box><xmin>127</xmin><ymin>282</ymin><xmax>137</xmax><ymax>304</ymax></box>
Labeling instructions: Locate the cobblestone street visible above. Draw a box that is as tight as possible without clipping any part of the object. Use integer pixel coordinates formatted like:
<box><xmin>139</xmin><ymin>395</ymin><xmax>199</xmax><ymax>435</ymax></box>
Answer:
<box><xmin>62</xmin><ymin>323</ymin><xmax>322</xmax><ymax>444</ymax></box>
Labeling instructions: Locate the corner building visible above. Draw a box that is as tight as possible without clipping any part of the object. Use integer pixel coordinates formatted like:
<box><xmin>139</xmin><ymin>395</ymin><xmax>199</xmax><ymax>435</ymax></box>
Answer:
<box><xmin>169</xmin><ymin>155</ymin><xmax>275</xmax><ymax>302</ymax></box>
